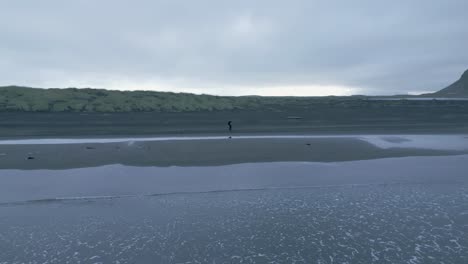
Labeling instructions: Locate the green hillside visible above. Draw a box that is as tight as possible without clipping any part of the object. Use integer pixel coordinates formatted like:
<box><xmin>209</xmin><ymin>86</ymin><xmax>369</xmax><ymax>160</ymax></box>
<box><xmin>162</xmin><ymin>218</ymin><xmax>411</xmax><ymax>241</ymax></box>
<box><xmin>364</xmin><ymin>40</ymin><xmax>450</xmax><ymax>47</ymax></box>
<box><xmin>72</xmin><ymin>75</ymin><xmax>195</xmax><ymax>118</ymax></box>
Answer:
<box><xmin>0</xmin><ymin>86</ymin><xmax>254</xmax><ymax>112</ymax></box>
<box><xmin>0</xmin><ymin>85</ymin><xmax>366</xmax><ymax>112</ymax></box>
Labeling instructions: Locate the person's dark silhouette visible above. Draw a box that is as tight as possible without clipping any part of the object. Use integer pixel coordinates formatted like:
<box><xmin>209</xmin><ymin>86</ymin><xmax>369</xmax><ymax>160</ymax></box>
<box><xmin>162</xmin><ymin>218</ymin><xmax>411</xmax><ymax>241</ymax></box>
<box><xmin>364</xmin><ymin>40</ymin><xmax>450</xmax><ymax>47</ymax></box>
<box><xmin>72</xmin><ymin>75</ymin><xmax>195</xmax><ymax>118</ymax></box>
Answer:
<box><xmin>228</xmin><ymin>121</ymin><xmax>232</xmax><ymax>132</ymax></box>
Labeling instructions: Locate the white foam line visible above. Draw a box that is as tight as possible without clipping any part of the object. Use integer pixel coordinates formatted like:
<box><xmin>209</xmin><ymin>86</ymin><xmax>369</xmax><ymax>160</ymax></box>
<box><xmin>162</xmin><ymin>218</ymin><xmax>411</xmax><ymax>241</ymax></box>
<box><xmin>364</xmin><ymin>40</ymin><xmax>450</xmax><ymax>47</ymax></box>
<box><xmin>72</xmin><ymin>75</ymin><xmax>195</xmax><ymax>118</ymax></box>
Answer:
<box><xmin>0</xmin><ymin>182</ymin><xmax>437</xmax><ymax>206</ymax></box>
<box><xmin>57</xmin><ymin>195</ymin><xmax>136</xmax><ymax>200</ymax></box>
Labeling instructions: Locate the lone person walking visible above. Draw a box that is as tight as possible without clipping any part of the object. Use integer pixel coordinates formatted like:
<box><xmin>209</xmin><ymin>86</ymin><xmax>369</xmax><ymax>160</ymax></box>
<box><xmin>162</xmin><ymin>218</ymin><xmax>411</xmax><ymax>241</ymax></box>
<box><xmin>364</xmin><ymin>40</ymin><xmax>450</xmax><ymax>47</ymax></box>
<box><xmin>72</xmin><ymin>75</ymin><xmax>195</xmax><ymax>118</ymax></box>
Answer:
<box><xmin>228</xmin><ymin>121</ymin><xmax>232</xmax><ymax>132</ymax></box>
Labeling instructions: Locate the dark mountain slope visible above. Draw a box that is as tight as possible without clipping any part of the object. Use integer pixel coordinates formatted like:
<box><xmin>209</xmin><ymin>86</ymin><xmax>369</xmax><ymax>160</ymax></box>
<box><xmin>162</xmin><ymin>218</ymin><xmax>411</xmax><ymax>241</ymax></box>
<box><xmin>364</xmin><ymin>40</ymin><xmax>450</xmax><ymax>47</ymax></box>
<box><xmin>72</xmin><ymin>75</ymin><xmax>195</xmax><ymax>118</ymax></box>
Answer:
<box><xmin>431</xmin><ymin>69</ymin><xmax>468</xmax><ymax>97</ymax></box>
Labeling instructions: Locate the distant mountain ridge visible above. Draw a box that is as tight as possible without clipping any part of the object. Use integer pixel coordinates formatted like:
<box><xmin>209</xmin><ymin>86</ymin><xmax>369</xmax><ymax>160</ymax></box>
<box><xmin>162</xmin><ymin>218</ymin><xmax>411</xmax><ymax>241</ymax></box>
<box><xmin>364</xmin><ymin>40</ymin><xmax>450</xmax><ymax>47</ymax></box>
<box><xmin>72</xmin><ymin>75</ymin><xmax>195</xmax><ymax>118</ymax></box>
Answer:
<box><xmin>430</xmin><ymin>69</ymin><xmax>468</xmax><ymax>97</ymax></box>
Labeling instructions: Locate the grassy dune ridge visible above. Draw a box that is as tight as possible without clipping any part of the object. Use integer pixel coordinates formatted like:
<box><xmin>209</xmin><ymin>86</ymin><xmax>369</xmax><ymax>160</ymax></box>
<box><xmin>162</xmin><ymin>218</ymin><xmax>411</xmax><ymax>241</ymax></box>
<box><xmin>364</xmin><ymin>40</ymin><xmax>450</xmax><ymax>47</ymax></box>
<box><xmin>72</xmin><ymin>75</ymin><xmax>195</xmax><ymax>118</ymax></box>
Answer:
<box><xmin>0</xmin><ymin>86</ymin><xmax>257</xmax><ymax>112</ymax></box>
<box><xmin>0</xmin><ymin>85</ymin><xmax>345</xmax><ymax>112</ymax></box>
<box><xmin>1</xmin><ymin>85</ymin><xmax>467</xmax><ymax>113</ymax></box>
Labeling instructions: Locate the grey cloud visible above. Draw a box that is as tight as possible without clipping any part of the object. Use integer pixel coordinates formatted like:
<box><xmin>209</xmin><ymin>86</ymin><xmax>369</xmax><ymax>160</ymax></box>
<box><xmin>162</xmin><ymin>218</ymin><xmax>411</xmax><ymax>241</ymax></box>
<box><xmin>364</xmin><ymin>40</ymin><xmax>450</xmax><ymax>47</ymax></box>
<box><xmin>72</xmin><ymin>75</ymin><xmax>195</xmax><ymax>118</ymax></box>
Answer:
<box><xmin>0</xmin><ymin>0</ymin><xmax>467</xmax><ymax>95</ymax></box>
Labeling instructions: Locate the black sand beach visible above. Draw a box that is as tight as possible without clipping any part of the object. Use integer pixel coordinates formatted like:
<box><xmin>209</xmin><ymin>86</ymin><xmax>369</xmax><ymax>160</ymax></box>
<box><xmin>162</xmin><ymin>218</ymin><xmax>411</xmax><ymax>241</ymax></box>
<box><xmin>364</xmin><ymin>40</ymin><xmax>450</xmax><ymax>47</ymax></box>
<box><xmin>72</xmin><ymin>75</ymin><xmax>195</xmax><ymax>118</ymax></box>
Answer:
<box><xmin>2</xmin><ymin>109</ymin><xmax>468</xmax><ymax>139</ymax></box>
<box><xmin>1</xmin><ymin>136</ymin><xmax>467</xmax><ymax>169</ymax></box>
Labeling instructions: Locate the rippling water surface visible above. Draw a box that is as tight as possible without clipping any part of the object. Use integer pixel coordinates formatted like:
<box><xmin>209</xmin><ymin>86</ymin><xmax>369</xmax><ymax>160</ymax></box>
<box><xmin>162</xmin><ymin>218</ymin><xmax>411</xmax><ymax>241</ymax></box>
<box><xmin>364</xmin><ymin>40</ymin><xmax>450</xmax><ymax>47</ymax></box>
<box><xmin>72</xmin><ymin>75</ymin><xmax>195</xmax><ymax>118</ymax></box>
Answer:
<box><xmin>1</xmin><ymin>184</ymin><xmax>467</xmax><ymax>263</ymax></box>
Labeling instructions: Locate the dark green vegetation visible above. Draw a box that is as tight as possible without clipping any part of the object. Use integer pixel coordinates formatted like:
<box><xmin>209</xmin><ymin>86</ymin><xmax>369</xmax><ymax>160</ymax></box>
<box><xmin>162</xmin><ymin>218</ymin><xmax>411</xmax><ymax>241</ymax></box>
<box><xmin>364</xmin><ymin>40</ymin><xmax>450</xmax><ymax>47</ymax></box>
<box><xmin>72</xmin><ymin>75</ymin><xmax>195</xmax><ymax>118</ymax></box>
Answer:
<box><xmin>0</xmin><ymin>86</ymin><xmax>375</xmax><ymax>113</ymax></box>
<box><xmin>0</xmin><ymin>86</ymin><xmax>264</xmax><ymax>112</ymax></box>
<box><xmin>431</xmin><ymin>69</ymin><xmax>468</xmax><ymax>97</ymax></box>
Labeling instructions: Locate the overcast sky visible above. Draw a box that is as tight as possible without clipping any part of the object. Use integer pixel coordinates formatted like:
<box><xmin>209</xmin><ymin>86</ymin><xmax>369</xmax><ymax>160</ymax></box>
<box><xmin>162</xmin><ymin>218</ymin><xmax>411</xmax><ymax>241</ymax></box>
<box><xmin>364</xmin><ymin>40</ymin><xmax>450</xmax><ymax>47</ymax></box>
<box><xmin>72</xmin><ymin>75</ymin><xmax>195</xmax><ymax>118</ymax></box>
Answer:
<box><xmin>1</xmin><ymin>0</ymin><xmax>467</xmax><ymax>96</ymax></box>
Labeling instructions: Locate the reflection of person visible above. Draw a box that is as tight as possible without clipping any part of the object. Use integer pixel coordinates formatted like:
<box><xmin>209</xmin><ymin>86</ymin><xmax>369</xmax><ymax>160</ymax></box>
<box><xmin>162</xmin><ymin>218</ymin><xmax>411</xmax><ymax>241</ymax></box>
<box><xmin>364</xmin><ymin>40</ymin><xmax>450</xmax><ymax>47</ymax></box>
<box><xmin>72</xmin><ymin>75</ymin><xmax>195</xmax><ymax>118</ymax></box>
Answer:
<box><xmin>228</xmin><ymin>121</ymin><xmax>232</xmax><ymax>132</ymax></box>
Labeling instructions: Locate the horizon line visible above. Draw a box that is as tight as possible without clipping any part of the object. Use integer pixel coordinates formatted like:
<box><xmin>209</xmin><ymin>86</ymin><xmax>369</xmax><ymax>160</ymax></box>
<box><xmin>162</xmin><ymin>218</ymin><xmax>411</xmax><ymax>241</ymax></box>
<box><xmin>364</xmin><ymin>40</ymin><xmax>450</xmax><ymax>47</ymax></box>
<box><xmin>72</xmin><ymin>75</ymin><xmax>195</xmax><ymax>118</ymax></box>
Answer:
<box><xmin>0</xmin><ymin>84</ymin><xmax>437</xmax><ymax>98</ymax></box>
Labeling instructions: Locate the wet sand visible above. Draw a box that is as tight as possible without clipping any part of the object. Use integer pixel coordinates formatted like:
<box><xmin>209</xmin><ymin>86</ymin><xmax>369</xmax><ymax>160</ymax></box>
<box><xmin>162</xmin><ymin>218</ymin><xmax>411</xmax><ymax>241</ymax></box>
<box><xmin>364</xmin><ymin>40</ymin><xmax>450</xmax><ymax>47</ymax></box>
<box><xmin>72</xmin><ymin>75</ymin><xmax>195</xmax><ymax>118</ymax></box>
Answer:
<box><xmin>1</xmin><ymin>135</ymin><xmax>468</xmax><ymax>169</ymax></box>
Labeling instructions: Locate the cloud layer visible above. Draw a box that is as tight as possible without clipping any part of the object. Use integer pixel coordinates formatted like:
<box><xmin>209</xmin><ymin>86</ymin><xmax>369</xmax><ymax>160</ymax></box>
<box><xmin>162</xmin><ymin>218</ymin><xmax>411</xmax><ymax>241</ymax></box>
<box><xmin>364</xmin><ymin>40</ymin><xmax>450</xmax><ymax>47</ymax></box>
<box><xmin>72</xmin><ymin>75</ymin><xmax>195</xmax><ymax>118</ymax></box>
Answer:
<box><xmin>1</xmin><ymin>0</ymin><xmax>467</xmax><ymax>95</ymax></box>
